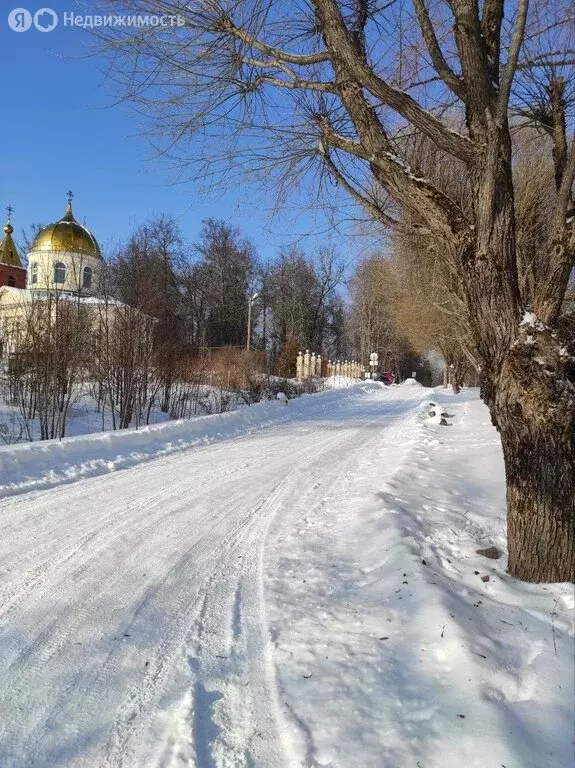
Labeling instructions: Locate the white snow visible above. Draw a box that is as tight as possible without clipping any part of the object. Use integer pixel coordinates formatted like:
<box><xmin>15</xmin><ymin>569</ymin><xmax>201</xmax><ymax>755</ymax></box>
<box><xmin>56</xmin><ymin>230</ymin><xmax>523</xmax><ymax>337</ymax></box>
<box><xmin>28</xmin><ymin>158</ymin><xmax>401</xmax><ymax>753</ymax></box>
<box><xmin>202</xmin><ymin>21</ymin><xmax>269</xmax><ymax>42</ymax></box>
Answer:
<box><xmin>520</xmin><ymin>310</ymin><xmax>547</xmax><ymax>331</ymax></box>
<box><xmin>0</xmin><ymin>377</ymin><xmax>361</xmax><ymax>447</ymax></box>
<box><xmin>0</xmin><ymin>383</ymin><xmax>374</xmax><ymax>498</ymax></box>
<box><xmin>0</xmin><ymin>384</ymin><xmax>572</xmax><ymax>767</ymax></box>
<box><xmin>400</xmin><ymin>376</ymin><xmax>421</xmax><ymax>386</ymax></box>
<box><xmin>425</xmin><ymin>400</ymin><xmax>450</xmax><ymax>424</ymax></box>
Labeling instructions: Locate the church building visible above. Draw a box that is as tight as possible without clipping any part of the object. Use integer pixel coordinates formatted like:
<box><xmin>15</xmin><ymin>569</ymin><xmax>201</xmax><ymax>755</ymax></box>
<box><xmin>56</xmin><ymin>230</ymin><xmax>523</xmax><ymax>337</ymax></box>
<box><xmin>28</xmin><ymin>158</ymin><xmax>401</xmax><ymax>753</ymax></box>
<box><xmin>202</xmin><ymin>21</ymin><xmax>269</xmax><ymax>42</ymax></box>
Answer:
<box><xmin>0</xmin><ymin>195</ymin><xmax>103</xmax><ymax>296</ymax></box>
<box><xmin>0</xmin><ymin>196</ymin><xmax>106</xmax><ymax>357</ymax></box>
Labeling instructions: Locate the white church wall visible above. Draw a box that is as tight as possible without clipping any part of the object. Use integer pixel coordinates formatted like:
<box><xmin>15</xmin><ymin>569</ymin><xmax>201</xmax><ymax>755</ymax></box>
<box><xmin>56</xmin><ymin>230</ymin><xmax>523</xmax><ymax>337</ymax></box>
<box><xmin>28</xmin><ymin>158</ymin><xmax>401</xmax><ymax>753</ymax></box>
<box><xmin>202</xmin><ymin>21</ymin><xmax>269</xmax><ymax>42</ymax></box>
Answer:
<box><xmin>26</xmin><ymin>250</ymin><xmax>103</xmax><ymax>295</ymax></box>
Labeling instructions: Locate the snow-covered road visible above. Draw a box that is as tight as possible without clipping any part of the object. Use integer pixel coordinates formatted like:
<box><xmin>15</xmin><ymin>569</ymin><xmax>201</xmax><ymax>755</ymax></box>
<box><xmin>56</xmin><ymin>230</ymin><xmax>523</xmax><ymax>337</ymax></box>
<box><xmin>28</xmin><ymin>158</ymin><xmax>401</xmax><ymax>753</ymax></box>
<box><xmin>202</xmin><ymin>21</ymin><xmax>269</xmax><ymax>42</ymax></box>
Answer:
<box><xmin>0</xmin><ymin>384</ymin><xmax>426</xmax><ymax>767</ymax></box>
<box><xmin>1</xmin><ymin>383</ymin><xmax>573</xmax><ymax>768</ymax></box>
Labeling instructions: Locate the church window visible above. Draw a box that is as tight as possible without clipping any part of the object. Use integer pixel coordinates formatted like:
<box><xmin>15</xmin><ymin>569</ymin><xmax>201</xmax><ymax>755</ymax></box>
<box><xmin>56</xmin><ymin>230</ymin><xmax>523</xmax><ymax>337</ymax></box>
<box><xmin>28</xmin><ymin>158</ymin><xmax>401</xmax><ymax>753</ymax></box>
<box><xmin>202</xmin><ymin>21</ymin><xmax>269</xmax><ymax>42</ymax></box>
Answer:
<box><xmin>83</xmin><ymin>266</ymin><xmax>93</xmax><ymax>290</ymax></box>
<box><xmin>31</xmin><ymin>262</ymin><xmax>38</xmax><ymax>284</ymax></box>
<box><xmin>7</xmin><ymin>275</ymin><xmax>16</xmax><ymax>287</ymax></box>
<box><xmin>54</xmin><ymin>262</ymin><xmax>66</xmax><ymax>284</ymax></box>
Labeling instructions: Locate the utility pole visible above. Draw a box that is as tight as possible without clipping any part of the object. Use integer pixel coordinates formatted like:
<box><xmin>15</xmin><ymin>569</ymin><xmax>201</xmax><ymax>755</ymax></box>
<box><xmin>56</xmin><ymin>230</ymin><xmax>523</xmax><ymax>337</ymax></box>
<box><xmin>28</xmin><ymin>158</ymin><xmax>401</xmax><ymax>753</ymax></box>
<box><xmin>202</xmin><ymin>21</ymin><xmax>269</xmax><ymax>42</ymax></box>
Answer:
<box><xmin>246</xmin><ymin>292</ymin><xmax>259</xmax><ymax>352</ymax></box>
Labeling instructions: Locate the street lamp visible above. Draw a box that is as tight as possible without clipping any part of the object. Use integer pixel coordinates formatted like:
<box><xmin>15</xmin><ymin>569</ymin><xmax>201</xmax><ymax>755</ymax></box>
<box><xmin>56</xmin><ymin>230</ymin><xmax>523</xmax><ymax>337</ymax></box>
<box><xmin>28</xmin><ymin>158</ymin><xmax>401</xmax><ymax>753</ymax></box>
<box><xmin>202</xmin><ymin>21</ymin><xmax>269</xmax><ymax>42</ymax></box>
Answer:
<box><xmin>246</xmin><ymin>292</ymin><xmax>259</xmax><ymax>352</ymax></box>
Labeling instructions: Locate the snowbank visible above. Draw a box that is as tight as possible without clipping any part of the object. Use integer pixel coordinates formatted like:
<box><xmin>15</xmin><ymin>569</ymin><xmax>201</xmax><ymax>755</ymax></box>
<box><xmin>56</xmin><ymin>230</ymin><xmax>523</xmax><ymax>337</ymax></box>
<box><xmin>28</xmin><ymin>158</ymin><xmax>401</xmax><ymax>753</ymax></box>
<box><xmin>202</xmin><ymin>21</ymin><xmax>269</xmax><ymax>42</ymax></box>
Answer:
<box><xmin>268</xmin><ymin>389</ymin><xmax>574</xmax><ymax>768</ymax></box>
<box><xmin>0</xmin><ymin>381</ymin><xmax>377</xmax><ymax>498</ymax></box>
<box><xmin>421</xmin><ymin>400</ymin><xmax>451</xmax><ymax>425</ymax></box>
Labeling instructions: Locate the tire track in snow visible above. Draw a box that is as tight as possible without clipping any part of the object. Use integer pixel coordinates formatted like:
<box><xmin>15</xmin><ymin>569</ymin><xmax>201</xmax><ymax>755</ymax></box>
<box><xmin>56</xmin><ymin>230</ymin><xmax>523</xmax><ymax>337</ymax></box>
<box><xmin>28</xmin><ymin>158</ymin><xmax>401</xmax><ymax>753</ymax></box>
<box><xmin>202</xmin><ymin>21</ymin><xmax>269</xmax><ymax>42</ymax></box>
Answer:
<box><xmin>185</xmin><ymin>427</ymin><xmax>385</xmax><ymax>768</ymax></box>
<box><xmin>0</xmin><ymin>452</ymin><xmax>298</xmax><ymax>765</ymax></box>
<box><xmin>104</xmin><ymin>435</ymin><xmax>347</xmax><ymax>768</ymax></box>
<box><xmin>0</xmin><ymin>443</ymin><xmax>292</xmax><ymax>626</ymax></box>
<box><xmin>2</xmin><ymin>439</ymin><xmax>319</xmax><ymax>765</ymax></box>
<box><xmin>4</xmin><ymin>432</ymin><xmax>343</xmax><ymax>766</ymax></box>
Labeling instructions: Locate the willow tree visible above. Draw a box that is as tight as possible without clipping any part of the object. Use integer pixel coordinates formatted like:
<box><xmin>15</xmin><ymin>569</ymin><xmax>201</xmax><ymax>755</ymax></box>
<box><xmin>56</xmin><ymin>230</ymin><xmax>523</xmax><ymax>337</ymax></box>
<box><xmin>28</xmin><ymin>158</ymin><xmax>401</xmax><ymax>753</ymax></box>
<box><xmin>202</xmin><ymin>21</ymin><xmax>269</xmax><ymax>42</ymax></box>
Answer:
<box><xmin>100</xmin><ymin>0</ymin><xmax>574</xmax><ymax>582</ymax></box>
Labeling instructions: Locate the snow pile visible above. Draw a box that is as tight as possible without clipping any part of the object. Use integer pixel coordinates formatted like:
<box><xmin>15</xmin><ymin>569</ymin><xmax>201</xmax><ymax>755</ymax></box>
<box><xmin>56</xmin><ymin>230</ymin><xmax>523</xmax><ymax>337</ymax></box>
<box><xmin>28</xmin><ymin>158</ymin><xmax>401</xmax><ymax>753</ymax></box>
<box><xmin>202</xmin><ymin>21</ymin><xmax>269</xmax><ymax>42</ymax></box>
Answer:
<box><xmin>424</xmin><ymin>400</ymin><xmax>451</xmax><ymax>425</ymax></box>
<box><xmin>0</xmin><ymin>380</ymin><xmax>376</xmax><ymax>498</ymax></box>
<box><xmin>400</xmin><ymin>377</ymin><xmax>421</xmax><ymax>386</ymax></box>
<box><xmin>520</xmin><ymin>310</ymin><xmax>547</xmax><ymax>331</ymax></box>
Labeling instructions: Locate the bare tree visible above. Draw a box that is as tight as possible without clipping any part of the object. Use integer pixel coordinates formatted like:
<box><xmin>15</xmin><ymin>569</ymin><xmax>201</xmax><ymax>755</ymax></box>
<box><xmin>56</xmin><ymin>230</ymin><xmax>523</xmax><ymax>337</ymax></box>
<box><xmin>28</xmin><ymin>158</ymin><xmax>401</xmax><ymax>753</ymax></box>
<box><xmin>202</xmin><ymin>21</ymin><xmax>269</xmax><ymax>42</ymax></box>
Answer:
<box><xmin>349</xmin><ymin>255</ymin><xmax>408</xmax><ymax>366</ymax></box>
<box><xmin>178</xmin><ymin>219</ymin><xmax>260</xmax><ymax>353</ymax></box>
<box><xmin>91</xmin><ymin>293</ymin><xmax>158</xmax><ymax>430</ymax></box>
<box><xmin>112</xmin><ymin>215</ymin><xmax>186</xmax><ymax>411</ymax></box>
<box><xmin>100</xmin><ymin>1</ymin><xmax>574</xmax><ymax>582</ymax></box>
<box><xmin>390</xmin><ymin>235</ymin><xmax>478</xmax><ymax>383</ymax></box>
<box><xmin>15</xmin><ymin>223</ymin><xmax>45</xmax><ymax>266</ymax></box>
<box><xmin>265</xmin><ymin>245</ymin><xmax>345</xmax><ymax>361</ymax></box>
<box><xmin>266</xmin><ymin>248</ymin><xmax>317</xmax><ymax>357</ymax></box>
<box><xmin>4</xmin><ymin>291</ymin><xmax>90</xmax><ymax>440</ymax></box>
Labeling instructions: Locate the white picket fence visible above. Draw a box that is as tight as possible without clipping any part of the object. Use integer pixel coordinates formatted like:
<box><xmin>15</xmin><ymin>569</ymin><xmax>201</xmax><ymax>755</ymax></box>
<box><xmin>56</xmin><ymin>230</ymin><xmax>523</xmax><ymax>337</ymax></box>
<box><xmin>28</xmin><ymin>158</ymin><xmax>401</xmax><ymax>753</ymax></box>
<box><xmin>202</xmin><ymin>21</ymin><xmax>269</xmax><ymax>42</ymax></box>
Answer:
<box><xmin>295</xmin><ymin>350</ymin><xmax>365</xmax><ymax>380</ymax></box>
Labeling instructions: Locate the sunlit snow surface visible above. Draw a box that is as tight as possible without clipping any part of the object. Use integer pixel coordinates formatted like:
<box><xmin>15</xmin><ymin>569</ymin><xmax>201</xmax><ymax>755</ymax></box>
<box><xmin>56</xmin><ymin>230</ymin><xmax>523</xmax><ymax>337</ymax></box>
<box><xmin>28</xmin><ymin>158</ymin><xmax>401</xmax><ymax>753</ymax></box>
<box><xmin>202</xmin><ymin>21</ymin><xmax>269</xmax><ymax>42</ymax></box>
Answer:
<box><xmin>0</xmin><ymin>383</ymin><xmax>572</xmax><ymax>767</ymax></box>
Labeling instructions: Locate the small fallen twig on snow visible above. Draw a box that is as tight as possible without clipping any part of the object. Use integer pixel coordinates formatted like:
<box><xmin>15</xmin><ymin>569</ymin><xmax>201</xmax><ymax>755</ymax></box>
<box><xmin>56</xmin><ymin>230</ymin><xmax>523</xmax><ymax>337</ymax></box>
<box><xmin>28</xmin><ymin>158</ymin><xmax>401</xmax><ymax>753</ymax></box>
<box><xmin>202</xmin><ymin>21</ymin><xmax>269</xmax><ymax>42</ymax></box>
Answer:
<box><xmin>551</xmin><ymin>593</ymin><xmax>563</xmax><ymax>656</ymax></box>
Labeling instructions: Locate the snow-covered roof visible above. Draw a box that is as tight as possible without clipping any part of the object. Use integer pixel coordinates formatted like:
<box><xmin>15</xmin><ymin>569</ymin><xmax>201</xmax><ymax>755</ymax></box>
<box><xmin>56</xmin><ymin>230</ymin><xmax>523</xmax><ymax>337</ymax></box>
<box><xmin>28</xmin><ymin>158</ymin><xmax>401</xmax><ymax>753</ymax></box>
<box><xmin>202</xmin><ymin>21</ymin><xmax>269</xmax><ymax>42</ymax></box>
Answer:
<box><xmin>0</xmin><ymin>286</ymin><xmax>129</xmax><ymax>309</ymax></box>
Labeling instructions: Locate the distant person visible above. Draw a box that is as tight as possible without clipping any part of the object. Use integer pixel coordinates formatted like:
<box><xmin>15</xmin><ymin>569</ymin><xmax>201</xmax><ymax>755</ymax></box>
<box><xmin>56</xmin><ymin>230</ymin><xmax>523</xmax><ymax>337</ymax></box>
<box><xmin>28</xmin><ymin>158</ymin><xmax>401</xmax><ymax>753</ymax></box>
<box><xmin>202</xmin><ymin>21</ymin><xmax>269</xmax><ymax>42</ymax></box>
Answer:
<box><xmin>382</xmin><ymin>371</ymin><xmax>395</xmax><ymax>385</ymax></box>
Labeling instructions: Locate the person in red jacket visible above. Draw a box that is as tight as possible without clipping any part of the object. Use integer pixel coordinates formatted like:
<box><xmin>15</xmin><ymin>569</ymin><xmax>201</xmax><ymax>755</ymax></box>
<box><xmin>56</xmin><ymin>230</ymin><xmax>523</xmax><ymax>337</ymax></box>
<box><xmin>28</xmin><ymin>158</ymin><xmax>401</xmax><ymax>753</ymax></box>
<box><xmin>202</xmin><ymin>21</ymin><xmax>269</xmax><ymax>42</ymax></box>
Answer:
<box><xmin>382</xmin><ymin>371</ymin><xmax>395</xmax><ymax>385</ymax></box>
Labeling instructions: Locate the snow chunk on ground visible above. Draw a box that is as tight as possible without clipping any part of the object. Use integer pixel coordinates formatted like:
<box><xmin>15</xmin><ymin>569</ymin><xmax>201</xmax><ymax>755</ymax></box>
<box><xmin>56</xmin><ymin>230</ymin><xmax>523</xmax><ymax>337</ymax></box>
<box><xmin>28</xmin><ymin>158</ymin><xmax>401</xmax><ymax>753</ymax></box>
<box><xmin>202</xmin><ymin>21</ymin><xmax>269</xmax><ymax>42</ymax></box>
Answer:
<box><xmin>520</xmin><ymin>310</ymin><xmax>547</xmax><ymax>331</ymax></box>
<box><xmin>400</xmin><ymin>377</ymin><xmax>421</xmax><ymax>386</ymax></box>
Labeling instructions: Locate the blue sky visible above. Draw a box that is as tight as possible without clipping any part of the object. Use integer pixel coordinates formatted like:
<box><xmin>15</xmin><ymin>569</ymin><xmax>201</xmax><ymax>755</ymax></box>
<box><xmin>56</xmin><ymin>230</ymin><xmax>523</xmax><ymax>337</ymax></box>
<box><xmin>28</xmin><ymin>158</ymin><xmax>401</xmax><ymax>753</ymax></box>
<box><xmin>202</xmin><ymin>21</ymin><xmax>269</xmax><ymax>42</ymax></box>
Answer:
<box><xmin>1</xmin><ymin>1</ymin><xmax>379</xmax><ymax>266</ymax></box>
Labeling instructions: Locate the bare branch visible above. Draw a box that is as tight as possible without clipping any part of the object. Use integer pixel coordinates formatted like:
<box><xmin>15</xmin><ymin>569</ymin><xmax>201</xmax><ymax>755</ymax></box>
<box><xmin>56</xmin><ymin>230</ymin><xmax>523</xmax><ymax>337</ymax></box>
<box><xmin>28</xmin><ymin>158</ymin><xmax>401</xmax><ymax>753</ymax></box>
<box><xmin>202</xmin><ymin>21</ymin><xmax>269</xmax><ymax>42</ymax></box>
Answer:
<box><xmin>312</xmin><ymin>114</ymin><xmax>370</xmax><ymax>158</ymax></box>
<box><xmin>481</xmin><ymin>0</ymin><xmax>504</xmax><ymax>82</ymax></box>
<box><xmin>220</xmin><ymin>17</ymin><xmax>331</xmax><ymax>65</ymax></box>
<box><xmin>498</xmin><ymin>0</ymin><xmax>530</xmax><ymax>119</ymax></box>
<box><xmin>413</xmin><ymin>0</ymin><xmax>466</xmax><ymax>99</ymax></box>
<box><xmin>252</xmin><ymin>75</ymin><xmax>336</xmax><ymax>93</ymax></box>
<box><xmin>450</xmin><ymin>0</ymin><xmax>497</xmax><ymax>123</ymax></box>
<box><xmin>318</xmin><ymin>141</ymin><xmax>428</xmax><ymax>234</ymax></box>
<box><xmin>314</xmin><ymin>0</ymin><xmax>477</xmax><ymax>164</ymax></box>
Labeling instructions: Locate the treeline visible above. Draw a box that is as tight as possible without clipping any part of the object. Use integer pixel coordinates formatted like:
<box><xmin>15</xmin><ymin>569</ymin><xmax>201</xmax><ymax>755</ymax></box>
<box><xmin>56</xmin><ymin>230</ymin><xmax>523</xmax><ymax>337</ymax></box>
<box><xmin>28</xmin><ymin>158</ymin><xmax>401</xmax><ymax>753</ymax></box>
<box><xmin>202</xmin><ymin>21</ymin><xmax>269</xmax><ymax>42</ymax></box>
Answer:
<box><xmin>106</xmin><ymin>217</ymin><xmax>349</xmax><ymax>378</ymax></box>
<box><xmin>0</xmin><ymin>217</ymin><xmax>353</xmax><ymax>440</ymax></box>
<box><xmin>107</xmin><ymin>215</ymin><xmax>443</xmax><ymax>385</ymax></box>
<box><xmin>1</xmin><ymin>213</ymin><xmax>476</xmax><ymax>441</ymax></box>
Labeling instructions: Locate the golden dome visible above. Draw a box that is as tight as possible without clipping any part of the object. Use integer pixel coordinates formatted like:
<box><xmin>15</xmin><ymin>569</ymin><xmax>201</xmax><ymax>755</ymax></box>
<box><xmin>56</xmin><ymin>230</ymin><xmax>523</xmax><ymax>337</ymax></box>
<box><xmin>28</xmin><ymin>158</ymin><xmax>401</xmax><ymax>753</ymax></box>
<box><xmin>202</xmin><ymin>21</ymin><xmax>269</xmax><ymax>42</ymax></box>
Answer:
<box><xmin>31</xmin><ymin>203</ymin><xmax>101</xmax><ymax>258</ymax></box>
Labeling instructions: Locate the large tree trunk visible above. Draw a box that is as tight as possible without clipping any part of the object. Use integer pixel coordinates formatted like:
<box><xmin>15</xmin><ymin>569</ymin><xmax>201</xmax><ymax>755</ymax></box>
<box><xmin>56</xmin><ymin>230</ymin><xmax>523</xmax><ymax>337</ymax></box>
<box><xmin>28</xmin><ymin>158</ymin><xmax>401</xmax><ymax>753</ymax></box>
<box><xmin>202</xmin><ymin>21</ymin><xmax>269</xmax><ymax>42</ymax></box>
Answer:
<box><xmin>465</xmin><ymin>128</ymin><xmax>574</xmax><ymax>583</ymax></box>
<box><xmin>483</xmin><ymin>348</ymin><xmax>575</xmax><ymax>582</ymax></box>
<box><xmin>502</xmin><ymin>420</ymin><xmax>574</xmax><ymax>583</ymax></box>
